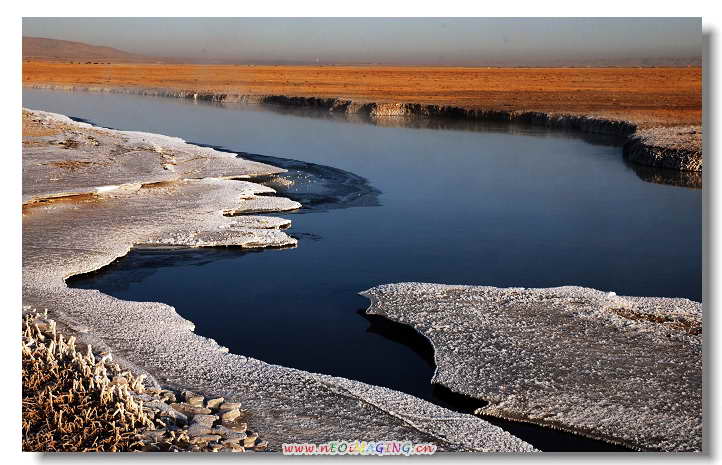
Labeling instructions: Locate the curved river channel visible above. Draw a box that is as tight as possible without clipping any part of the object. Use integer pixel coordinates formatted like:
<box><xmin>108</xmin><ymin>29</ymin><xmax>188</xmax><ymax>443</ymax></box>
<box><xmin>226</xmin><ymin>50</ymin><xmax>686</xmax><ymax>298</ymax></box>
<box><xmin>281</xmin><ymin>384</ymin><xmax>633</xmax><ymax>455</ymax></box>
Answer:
<box><xmin>24</xmin><ymin>89</ymin><xmax>702</xmax><ymax>451</ymax></box>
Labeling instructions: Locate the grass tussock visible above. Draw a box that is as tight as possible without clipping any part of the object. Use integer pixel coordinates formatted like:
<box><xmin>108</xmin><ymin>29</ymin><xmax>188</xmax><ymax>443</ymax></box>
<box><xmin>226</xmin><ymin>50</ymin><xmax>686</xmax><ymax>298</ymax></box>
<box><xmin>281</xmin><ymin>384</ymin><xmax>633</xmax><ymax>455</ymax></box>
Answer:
<box><xmin>22</xmin><ymin>311</ymin><xmax>185</xmax><ymax>452</ymax></box>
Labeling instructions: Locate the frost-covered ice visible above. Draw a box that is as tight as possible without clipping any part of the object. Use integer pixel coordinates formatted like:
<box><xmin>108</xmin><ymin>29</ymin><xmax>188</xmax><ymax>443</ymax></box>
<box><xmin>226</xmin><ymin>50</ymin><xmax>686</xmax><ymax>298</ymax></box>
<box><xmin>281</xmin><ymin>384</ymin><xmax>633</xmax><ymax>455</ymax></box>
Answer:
<box><xmin>22</xmin><ymin>109</ymin><xmax>535</xmax><ymax>453</ymax></box>
<box><xmin>361</xmin><ymin>283</ymin><xmax>702</xmax><ymax>452</ymax></box>
<box><xmin>22</xmin><ymin>109</ymin><xmax>287</xmax><ymax>204</ymax></box>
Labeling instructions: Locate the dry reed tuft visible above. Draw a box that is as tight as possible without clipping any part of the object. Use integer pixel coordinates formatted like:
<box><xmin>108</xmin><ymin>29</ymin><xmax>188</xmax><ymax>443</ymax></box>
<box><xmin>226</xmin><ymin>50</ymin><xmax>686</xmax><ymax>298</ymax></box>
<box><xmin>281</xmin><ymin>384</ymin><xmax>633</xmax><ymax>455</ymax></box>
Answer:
<box><xmin>22</xmin><ymin>311</ymin><xmax>195</xmax><ymax>452</ymax></box>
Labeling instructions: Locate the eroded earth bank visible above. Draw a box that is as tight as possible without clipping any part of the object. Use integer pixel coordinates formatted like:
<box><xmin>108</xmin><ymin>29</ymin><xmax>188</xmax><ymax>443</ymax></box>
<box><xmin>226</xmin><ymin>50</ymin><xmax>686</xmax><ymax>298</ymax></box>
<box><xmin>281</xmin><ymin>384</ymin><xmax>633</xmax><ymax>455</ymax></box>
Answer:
<box><xmin>21</xmin><ymin>109</ymin><xmax>536</xmax><ymax>452</ymax></box>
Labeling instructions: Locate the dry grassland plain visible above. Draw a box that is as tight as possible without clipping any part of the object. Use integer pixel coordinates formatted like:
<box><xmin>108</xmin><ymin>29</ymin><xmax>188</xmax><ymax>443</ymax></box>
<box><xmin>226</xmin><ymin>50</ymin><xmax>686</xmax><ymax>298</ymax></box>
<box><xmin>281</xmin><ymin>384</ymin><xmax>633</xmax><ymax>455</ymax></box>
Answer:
<box><xmin>23</xmin><ymin>62</ymin><xmax>701</xmax><ymax>128</ymax></box>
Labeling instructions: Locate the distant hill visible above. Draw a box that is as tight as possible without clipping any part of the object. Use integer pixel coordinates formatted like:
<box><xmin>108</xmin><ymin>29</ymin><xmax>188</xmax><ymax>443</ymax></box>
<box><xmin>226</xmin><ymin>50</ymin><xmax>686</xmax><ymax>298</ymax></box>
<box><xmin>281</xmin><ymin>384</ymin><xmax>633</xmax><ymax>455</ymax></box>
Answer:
<box><xmin>22</xmin><ymin>37</ymin><xmax>161</xmax><ymax>63</ymax></box>
<box><xmin>22</xmin><ymin>36</ymin><xmax>701</xmax><ymax>67</ymax></box>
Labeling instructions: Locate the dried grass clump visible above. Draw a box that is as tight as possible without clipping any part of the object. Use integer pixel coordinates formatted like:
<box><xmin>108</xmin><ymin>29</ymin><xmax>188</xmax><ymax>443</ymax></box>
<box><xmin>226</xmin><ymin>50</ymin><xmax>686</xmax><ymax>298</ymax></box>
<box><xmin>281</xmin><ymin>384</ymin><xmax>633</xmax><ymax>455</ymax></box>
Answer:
<box><xmin>22</xmin><ymin>311</ymin><xmax>268</xmax><ymax>453</ymax></box>
<box><xmin>22</xmin><ymin>311</ymin><xmax>182</xmax><ymax>452</ymax></box>
<box><xmin>610</xmin><ymin>307</ymin><xmax>702</xmax><ymax>336</ymax></box>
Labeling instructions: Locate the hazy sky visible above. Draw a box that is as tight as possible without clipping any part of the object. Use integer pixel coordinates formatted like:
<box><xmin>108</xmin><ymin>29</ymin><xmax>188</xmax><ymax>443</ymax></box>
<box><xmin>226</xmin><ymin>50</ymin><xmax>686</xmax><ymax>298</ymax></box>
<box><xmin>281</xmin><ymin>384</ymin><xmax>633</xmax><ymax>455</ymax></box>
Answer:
<box><xmin>22</xmin><ymin>18</ymin><xmax>702</xmax><ymax>65</ymax></box>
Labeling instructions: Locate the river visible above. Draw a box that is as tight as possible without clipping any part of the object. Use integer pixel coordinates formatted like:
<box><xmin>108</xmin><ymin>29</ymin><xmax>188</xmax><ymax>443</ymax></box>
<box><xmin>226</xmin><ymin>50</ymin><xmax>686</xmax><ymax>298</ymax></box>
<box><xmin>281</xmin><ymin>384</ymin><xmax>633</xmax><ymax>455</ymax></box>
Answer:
<box><xmin>24</xmin><ymin>88</ymin><xmax>702</xmax><ymax>451</ymax></box>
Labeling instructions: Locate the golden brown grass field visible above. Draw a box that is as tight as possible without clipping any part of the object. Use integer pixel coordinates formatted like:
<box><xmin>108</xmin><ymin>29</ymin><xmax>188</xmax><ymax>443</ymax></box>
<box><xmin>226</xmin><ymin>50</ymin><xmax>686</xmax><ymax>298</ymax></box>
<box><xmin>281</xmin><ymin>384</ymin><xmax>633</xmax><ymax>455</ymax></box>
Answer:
<box><xmin>23</xmin><ymin>62</ymin><xmax>701</xmax><ymax>128</ymax></box>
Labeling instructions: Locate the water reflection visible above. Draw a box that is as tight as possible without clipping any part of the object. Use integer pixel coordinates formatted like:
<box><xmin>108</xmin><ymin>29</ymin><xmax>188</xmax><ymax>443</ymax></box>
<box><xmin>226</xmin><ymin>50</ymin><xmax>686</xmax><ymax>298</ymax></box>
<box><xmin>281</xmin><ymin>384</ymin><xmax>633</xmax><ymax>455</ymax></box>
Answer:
<box><xmin>629</xmin><ymin>163</ymin><xmax>702</xmax><ymax>189</ymax></box>
<box><xmin>192</xmin><ymin>98</ymin><xmax>628</xmax><ymax>148</ymax></box>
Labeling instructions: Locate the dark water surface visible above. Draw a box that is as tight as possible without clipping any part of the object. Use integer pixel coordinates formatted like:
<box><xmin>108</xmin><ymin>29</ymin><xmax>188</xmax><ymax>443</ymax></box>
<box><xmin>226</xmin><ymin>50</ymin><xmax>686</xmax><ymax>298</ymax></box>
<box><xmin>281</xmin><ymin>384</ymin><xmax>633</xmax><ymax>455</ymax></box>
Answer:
<box><xmin>25</xmin><ymin>89</ymin><xmax>701</xmax><ymax>452</ymax></box>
